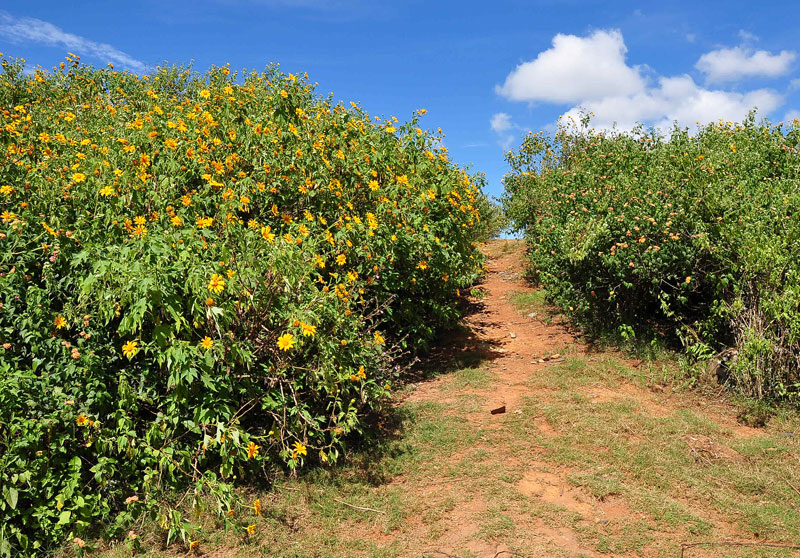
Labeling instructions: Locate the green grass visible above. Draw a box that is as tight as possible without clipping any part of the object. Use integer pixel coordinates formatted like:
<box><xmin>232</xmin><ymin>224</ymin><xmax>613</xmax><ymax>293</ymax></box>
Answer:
<box><xmin>91</xmin><ymin>352</ymin><xmax>800</xmax><ymax>558</ymax></box>
<box><xmin>508</xmin><ymin>290</ymin><xmax>551</xmax><ymax>320</ymax></box>
<box><xmin>521</xmin><ymin>355</ymin><xmax>800</xmax><ymax>545</ymax></box>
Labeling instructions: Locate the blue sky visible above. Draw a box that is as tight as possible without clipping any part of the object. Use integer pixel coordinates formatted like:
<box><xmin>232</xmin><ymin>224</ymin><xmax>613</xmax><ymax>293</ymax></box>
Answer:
<box><xmin>1</xmin><ymin>1</ymin><xmax>799</xmax><ymax>201</ymax></box>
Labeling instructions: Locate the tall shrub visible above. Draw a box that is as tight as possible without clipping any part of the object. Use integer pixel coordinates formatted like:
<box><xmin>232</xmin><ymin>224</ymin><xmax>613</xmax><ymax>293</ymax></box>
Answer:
<box><xmin>0</xmin><ymin>57</ymin><xmax>490</xmax><ymax>555</ymax></box>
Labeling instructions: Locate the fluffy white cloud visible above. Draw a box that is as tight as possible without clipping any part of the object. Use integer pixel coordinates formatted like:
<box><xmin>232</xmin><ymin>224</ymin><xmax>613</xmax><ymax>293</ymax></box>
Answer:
<box><xmin>495</xmin><ymin>29</ymin><xmax>645</xmax><ymax>103</ymax></box>
<box><xmin>695</xmin><ymin>46</ymin><xmax>795</xmax><ymax>83</ymax></box>
<box><xmin>497</xmin><ymin>29</ymin><xmax>791</xmax><ymax>134</ymax></box>
<box><xmin>489</xmin><ymin>112</ymin><xmax>516</xmax><ymax>149</ymax></box>
<box><xmin>0</xmin><ymin>11</ymin><xmax>147</xmax><ymax>73</ymax></box>
<box><xmin>561</xmin><ymin>76</ymin><xmax>782</xmax><ymax>132</ymax></box>
<box><xmin>490</xmin><ymin>112</ymin><xmax>513</xmax><ymax>133</ymax></box>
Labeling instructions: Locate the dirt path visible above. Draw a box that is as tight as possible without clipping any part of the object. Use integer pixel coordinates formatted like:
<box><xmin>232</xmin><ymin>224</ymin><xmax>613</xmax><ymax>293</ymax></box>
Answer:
<box><xmin>386</xmin><ymin>240</ymin><xmax>800</xmax><ymax>557</ymax></box>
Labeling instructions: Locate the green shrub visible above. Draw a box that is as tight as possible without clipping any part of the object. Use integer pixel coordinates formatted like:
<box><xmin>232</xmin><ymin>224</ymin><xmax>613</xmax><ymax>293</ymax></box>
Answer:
<box><xmin>503</xmin><ymin>114</ymin><xmax>800</xmax><ymax>400</ymax></box>
<box><xmin>0</xmin><ymin>56</ymin><xmax>490</xmax><ymax>555</ymax></box>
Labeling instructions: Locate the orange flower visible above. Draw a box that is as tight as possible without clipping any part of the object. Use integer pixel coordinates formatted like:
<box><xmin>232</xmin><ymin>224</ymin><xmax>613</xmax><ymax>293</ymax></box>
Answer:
<box><xmin>247</xmin><ymin>441</ymin><xmax>261</xmax><ymax>459</ymax></box>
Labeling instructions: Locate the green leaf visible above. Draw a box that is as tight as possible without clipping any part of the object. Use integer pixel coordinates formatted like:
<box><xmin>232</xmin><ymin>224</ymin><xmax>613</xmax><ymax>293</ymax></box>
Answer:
<box><xmin>4</xmin><ymin>487</ymin><xmax>18</xmax><ymax>510</ymax></box>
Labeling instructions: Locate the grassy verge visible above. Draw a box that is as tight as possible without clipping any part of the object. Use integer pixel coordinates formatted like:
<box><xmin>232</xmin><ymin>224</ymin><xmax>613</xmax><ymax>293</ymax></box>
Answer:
<box><xmin>85</xmin><ymin>351</ymin><xmax>800</xmax><ymax>558</ymax></box>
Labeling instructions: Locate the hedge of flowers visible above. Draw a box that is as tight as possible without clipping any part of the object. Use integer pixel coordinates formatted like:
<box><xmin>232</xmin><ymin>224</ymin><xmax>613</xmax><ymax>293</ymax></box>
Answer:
<box><xmin>0</xmin><ymin>55</ymin><xmax>492</xmax><ymax>555</ymax></box>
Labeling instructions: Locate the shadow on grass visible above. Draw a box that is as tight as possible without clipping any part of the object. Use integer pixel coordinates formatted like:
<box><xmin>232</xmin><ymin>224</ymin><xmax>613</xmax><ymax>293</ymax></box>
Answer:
<box><xmin>403</xmin><ymin>296</ymin><xmax>504</xmax><ymax>383</ymax></box>
<box><xmin>287</xmin><ymin>294</ymin><xmax>504</xmax><ymax>491</ymax></box>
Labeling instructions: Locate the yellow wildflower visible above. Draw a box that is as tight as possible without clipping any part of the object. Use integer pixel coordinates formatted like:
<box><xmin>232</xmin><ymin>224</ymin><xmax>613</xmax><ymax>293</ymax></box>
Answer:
<box><xmin>277</xmin><ymin>333</ymin><xmax>295</xmax><ymax>351</ymax></box>
<box><xmin>208</xmin><ymin>274</ymin><xmax>226</xmax><ymax>293</ymax></box>
<box><xmin>291</xmin><ymin>441</ymin><xmax>307</xmax><ymax>459</ymax></box>
<box><xmin>247</xmin><ymin>441</ymin><xmax>260</xmax><ymax>459</ymax></box>
<box><xmin>122</xmin><ymin>340</ymin><xmax>139</xmax><ymax>359</ymax></box>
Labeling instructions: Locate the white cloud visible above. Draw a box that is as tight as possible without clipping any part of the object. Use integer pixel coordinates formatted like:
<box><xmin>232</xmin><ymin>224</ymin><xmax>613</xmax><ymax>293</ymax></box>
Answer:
<box><xmin>561</xmin><ymin>75</ymin><xmax>783</xmax><ymax>132</ymax></box>
<box><xmin>495</xmin><ymin>29</ymin><xmax>646</xmax><ymax>104</ymax></box>
<box><xmin>489</xmin><ymin>112</ymin><xmax>517</xmax><ymax>150</ymax></box>
<box><xmin>0</xmin><ymin>11</ymin><xmax>147</xmax><ymax>73</ymax></box>
<box><xmin>696</xmin><ymin>46</ymin><xmax>795</xmax><ymax>83</ymax></box>
<box><xmin>490</xmin><ymin>112</ymin><xmax>513</xmax><ymax>133</ymax></box>
<box><xmin>497</xmin><ymin>29</ymin><xmax>791</xmax><ymax>134</ymax></box>
<box><xmin>738</xmin><ymin>30</ymin><xmax>759</xmax><ymax>44</ymax></box>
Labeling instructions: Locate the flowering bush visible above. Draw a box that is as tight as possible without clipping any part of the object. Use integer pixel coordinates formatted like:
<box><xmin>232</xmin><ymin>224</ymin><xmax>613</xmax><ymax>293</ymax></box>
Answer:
<box><xmin>503</xmin><ymin>114</ymin><xmax>800</xmax><ymax>400</ymax></box>
<box><xmin>0</xmin><ymin>55</ymin><xmax>490</xmax><ymax>555</ymax></box>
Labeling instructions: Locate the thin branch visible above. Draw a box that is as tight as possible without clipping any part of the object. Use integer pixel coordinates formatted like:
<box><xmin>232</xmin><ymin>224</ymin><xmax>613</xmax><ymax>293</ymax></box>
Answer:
<box><xmin>332</xmin><ymin>498</ymin><xmax>386</xmax><ymax>514</ymax></box>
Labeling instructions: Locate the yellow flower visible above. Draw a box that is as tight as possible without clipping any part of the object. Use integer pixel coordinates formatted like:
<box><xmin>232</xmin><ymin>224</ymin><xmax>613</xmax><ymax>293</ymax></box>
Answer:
<box><xmin>261</xmin><ymin>225</ymin><xmax>275</xmax><ymax>243</ymax></box>
<box><xmin>196</xmin><ymin>216</ymin><xmax>214</xmax><ymax>229</ymax></box>
<box><xmin>54</xmin><ymin>315</ymin><xmax>67</xmax><ymax>329</ymax></box>
<box><xmin>291</xmin><ymin>441</ymin><xmax>307</xmax><ymax>459</ymax></box>
<box><xmin>200</xmin><ymin>336</ymin><xmax>213</xmax><ymax>349</ymax></box>
<box><xmin>300</xmin><ymin>323</ymin><xmax>316</xmax><ymax>337</ymax></box>
<box><xmin>72</xmin><ymin>172</ymin><xmax>86</xmax><ymax>183</ymax></box>
<box><xmin>374</xmin><ymin>331</ymin><xmax>385</xmax><ymax>345</ymax></box>
<box><xmin>208</xmin><ymin>273</ymin><xmax>226</xmax><ymax>293</ymax></box>
<box><xmin>277</xmin><ymin>333</ymin><xmax>295</xmax><ymax>351</ymax></box>
<box><xmin>253</xmin><ymin>498</ymin><xmax>262</xmax><ymax>516</ymax></box>
<box><xmin>200</xmin><ymin>89</ymin><xmax>211</xmax><ymax>99</ymax></box>
<box><xmin>99</xmin><ymin>185</ymin><xmax>114</xmax><ymax>197</ymax></box>
<box><xmin>336</xmin><ymin>254</ymin><xmax>346</xmax><ymax>266</ymax></box>
<box><xmin>164</xmin><ymin>138</ymin><xmax>178</xmax><ymax>149</ymax></box>
<box><xmin>171</xmin><ymin>215</ymin><xmax>183</xmax><ymax>226</ymax></box>
<box><xmin>247</xmin><ymin>441</ymin><xmax>261</xmax><ymax>459</ymax></box>
<box><xmin>76</xmin><ymin>414</ymin><xmax>89</xmax><ymax>426</ymax></box>
<box><xmin>246</xmin><ymin>524</ymin><xmax>256</xmax><ymax>535</ymax></box>
<box><xmin>122</xmin><ymin>340</ymin><xmax>139</xmax><ymax>359</ymax></box>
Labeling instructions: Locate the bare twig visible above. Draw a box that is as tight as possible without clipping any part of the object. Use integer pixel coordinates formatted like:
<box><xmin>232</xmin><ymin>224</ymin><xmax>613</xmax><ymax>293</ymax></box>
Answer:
<box><xmin>680</xmin><ymin>541</ymin><xmax>800</xmax><ymax>557</ymax></box>
<box><xmin>785</xmin><ymin>478</ymin><xmax>800</xmax><ymax>498</ymax></box>
<box><xmin>333</xmin><ymin>498</ymin><xmax>386</xmax><ymax>514</ymax></box>
<box><xmin>422</xmin><ymin>551</ymin><xmax>462</xmax><ymax>558</ymax></box>
<box><xmin>423</xmin><ymin>550</ymin><xmax>522</xmax><ymax>558</ymax></box>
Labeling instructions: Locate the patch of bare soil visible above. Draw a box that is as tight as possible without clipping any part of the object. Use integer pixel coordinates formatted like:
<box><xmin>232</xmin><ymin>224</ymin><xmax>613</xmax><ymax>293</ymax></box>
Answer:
<box><xmin>684</xmin><ymin>434</ymin><xmax>746</xmax><ymax>464</ymax></box>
